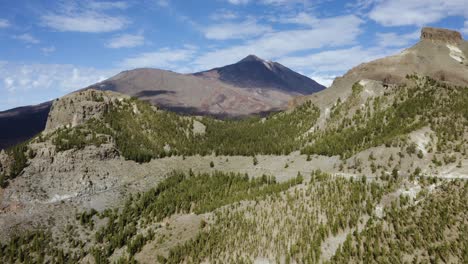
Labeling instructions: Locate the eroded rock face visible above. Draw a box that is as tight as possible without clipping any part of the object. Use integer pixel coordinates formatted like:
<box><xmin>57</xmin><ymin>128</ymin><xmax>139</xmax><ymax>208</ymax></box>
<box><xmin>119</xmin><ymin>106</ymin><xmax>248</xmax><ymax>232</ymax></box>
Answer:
<box><xmin>0</xmin><ymin>150</ymin><xmax>9</xmax><ymax>176</ymax></box>
<box><xmin>45</xmin><ymin>90</ymin><xmax>129</xmax><ymax>133</ymax></box>
<box><xmin>421</xmin><ymin>27</ymin><xmax>463</xmax><ymax>44</ymax></box>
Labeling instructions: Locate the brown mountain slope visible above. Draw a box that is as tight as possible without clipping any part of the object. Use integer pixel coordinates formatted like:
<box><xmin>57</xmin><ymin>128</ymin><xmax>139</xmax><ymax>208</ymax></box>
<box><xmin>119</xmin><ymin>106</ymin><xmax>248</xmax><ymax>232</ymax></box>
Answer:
<box><xmin>90</xmin><ymin>67</ymin><xmax>295</xmax><ymax>117</ymax></box>
<box><xmin>90</xmin><ymin>55</ymin><xmax>324</xmax><ymax>117</ymax></box>
<box><xmin>194</xmin><ymin>55</ymin><xmax>324</xmax><ymax>94</ymax></box>
<box><xmin>0</xmin><ymin>102</ymin><xmax>52</xmax><ymax>150</ymax></box>
<box><xmin>0</xmin><ymin>55</ymin><xmax>324</xmax><ymax>150</ymax></box>
<box><xmin>291</xmin><ymin>27</ymin><xmax>468</xmax><ymax>109</ymax></box>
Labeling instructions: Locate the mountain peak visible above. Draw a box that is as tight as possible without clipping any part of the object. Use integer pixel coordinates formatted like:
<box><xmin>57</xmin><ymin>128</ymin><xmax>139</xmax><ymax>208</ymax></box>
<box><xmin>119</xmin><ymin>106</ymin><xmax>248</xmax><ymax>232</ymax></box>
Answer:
<box><xmin>240</xmin><ymin>54</ymin><xmax>265</xmax><ymax>63</ymax></box>
<box><xmin>420</xmin><ymin>27</ymin><xmax>463</xmax><ymax>44</ymax></box>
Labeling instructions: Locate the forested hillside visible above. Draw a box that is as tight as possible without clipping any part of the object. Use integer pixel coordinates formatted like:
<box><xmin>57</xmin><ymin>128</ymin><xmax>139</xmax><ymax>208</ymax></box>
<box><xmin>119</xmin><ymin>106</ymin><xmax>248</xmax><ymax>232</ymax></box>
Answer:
<box><xmin>48</xmin><ymin>75</ymin><xmax>468</xmax><ymax>164</ymax></box>
<box><xmin>2</xmin><ymin>170</ymin><xmax>466</xmax><ymax>263</ymax></box>
<box><xmin>302</xmin><ymin>76</ymin><xmax>468</xmax><ymax>159</ymax></box>
<box><xmin>49</xmin><ymin>98</ymin><xmax>320</xmax><ymax>163</ymax></box>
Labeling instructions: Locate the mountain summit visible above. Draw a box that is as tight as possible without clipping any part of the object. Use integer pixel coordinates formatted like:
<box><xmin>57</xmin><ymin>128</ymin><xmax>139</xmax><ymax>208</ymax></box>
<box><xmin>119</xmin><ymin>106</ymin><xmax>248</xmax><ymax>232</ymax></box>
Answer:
<box><xmin>420</xmin><ymin>27</ymin><xmax>463</xmax><ymax>44</ymax></box>
<box><xmin>195</xmin><ymin>55</ymin><xmax>325</xmax><ymax>94</ymax></box>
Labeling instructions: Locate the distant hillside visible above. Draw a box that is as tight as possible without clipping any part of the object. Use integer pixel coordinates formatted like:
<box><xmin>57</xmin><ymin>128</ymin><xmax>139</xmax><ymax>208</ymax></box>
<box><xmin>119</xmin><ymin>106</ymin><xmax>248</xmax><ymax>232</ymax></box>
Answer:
<box><xmin>0</xmin><ymin>55</ymin><xmax>324</xmax><ymax>150</ymax></box>
<box><xmin>0</xmin><ymin>102</ymin><xmax>51</xmax><ymax>150</ymax></box>
<box><xmin>90</xmin><ymin>55</ymin><xmax>324</xmax><ymax>117</ymax></box>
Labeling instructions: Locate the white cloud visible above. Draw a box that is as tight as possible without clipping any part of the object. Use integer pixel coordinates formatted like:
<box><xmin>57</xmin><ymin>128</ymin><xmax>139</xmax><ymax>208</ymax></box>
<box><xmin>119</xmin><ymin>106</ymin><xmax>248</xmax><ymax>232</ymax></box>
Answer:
<box><xmin>227</xmin><ymin>0</ymin><xmax>250</xmax><ymax>4</ymax></box>
<box><xmin>226</xmin><ymin>0</ymin><xmax>303</xmax><ymax>5</ymax></box>
<box><xmin>0</xmin><ymin>19</ymin><xmax>10</xmax><ymax>28</ymax></box>
<box><xmin>13</xmin><ymin>33</ymin><xmax>40</xmax><ymax>44</ymax></box>
<box><xmin>42</xmin><ymin>12</ymin><xmax>129</xmax><ymax>33</ymax></box>
<box><xmin>106</xmin><ymin>34</ymin><xmax>145</xmax><ymax>48</ymax></box>
<box><xmin>309</xmin><ymin>75</ymin><xmax>336</xmax><ymax>87</ymax></box>
<box><xmin>376</xmin><ymin>30</ymin><xmax>420</xmax><ymax>47</ymax></box>
<box><xmin>462</xmin><ymin>21</ymin><xmax>468</xmax><ymax>34</ymax></box>
<box><xmin>211</xmin><ymin>10</ymin><xmax>238</xmax><ymax>20</ymax></box>
<box><xmin>277</xmin><ymin>12</ymin><xmax>319</xmax><ymax>26</ymax></box>
<box><xmin>41</xmin><ymin>46</ymin><xmax>56</xmax><ymax>55</ymax></box>
<box><xmin>0</xmin><ymin>62</ymin><xmax>118</xmax><ymax>110</ymax></box>
<box><xmin>156</xmin><ymin>0</ymin><xmax>170</xmax><ymax>7</ymax></box>
<box><xmin>203</xmin><ymin>19</ymin><xmax>272</xmax><ymax>40</ymax></box>
<box><xmin>278</xmin><ymin>46</ymin><xmax>394</xmax><ymax>73</ymax></box>
<box><xmin>88</xmin><ymin>1</ymin><xmax>129</xmax><ymax>10</ymax></box>
<box><xmin>369</xmin><ymin>0</ymin><xmax>468</xmax><ymax>26</ymax></box>
<box><xmin>277</xmin><ymin>45</ymin><xmax>400</xmax><ymax>86</ymax></box>
<box><xmin>120</xmin><ymin>47</ymin><xmax>197</xmax><ymax>69</ymax></box>
<box><xmin>40</xmin><ymin>2</ymin><xmax>129</xmax><ymax>33</ymax></box>
<box><xmin>193</xmin><ymin>15</ymin><xmax>363</xmax><ymax>70</ymax></box>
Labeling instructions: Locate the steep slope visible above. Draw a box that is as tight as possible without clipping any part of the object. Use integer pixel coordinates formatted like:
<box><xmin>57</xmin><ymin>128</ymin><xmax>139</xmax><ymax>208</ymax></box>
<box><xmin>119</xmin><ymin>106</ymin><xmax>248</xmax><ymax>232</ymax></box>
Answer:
<box><xmin>89</xmin><ymin>67</ymin><xmax>289</xmax><ymax>117</ymax></box>
<box><xmin>0</xmin><ymin>101</ymin><xmax>52</xmax><ymax>150</ymax></box>
<box><xmin>292</xmin><ymin>27</ymin><xmax>468</xmax><ymax>109</ymax></box>
<box><xmin>194</xmin><ymin>55</ymin><xmax>325</xmax><ymax>94</ymax></box>
<box><xmin>90</xmin><ymin>55</ymin><xmax>324</xmax><ymax>117</ymax></box>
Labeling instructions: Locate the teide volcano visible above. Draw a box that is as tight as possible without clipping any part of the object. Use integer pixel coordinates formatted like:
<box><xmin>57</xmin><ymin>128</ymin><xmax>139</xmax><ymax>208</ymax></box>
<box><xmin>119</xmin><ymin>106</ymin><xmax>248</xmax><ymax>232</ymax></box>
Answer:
<box><xmin>90</xmin><ymin>55</ymin><xmax>325</xmax><ymax>117</ymax></box>
<box><xmin>195</xmin><ymin>55</ymin><xmax>324</xmax><ymax>94</ymax></box>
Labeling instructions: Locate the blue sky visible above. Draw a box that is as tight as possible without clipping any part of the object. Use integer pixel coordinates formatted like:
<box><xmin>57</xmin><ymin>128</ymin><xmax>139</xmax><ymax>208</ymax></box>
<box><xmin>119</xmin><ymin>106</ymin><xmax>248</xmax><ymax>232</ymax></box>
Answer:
<box><xmin>1</xmin><ymin>0</ymin><xmax>467</xmax><ymax>110</ymax></box>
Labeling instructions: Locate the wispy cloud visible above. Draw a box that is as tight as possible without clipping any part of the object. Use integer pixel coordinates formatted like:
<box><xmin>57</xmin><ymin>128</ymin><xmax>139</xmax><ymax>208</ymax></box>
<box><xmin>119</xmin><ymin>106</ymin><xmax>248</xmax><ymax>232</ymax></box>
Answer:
<box><xmin>87</xmin><ymin>1</ymin><xmax>129</xmax><ymax>10</ymax></box>
<box><xmin>41</xmin><ymin>1</ymin><xmax>129</xmax><ymax>33</ymax></box>
<box><xmin>0</xmin><ymin>61</ymin><xmax>117</xmax><ymax>110</ymax></box>
<box><xmin>42</xmin><ymin>12</ymin><xmax>129</xmax><ymax>33</ymax></box>
<box><xmin>0</xmin><ymin>19</ymin><xmax>10</xmax><ymax>28</ymax></box>
<box><xmin>120</xmin><ymin>47</ymin><xmax>197</xmax><ymax>69</ymax></box>
<box><xmin>203</xmin><ymin>19</ymin><xmax>272</xmax><ymax>40</ymax></box>
<box><xmin>462</xmin><ymin>21</ymin><xmax>468</xmax><ymax>34</ymax></box>
<box><xmin>41</xmin><ymin>46</ymin><xmax>56</xmax><ymax>55</ymax></box>
<box><xmin>106</xmin><ymin>33</ymin><xmax>145</xmax><ymax>48</ymax></box>
<box><xmin>276</xmin><ymin>12</ymin><xmax>319</xmax><ymax>26</ymax></box>
<box><xmin>369</xmin><ymin>0</ymin><xmax>468</xmax><ymax>26</ymax></box>
<box><xmin>13</xmin><ymin>33</ymin><xmax>40</xmax><ymax>44</ymax></box>
<box><xmin>210</xmin><ymin>10</ymin><xmax>238</xmax><ymax>20</ymax></box>
<box><xmin>375</xmin><ymin>30</ymin><xmax>420</xmax><ymax>47</ymax></box>
<box><xmin>193</xmin><ymin>14</ymin><xmax>363</xmax><ymax>70</ymax></box>
<box><xmin>227</xmin><ymin>0</ymin><xmax>250</xmax><ymax>4</ymax></box>
<box><xmin>278</xmin><ymin>45</ymin><xmax>400</xmax><ymax>86</ymax></box>
<box><xmin>156</xmin><ymin>0</ymin><xmax>170</xmax><ymax>7</ymax></box>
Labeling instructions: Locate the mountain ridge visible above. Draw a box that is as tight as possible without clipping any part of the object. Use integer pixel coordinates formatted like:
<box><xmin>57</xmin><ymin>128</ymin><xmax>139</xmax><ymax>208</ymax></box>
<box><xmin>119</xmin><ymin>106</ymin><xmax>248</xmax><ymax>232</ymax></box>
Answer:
<box><xmin>290</xmin><ymin>26</ymin><xmax>468</xmax><ymax>110</ymax></box>
<box><xmin>0</xmin><ymin>56</ymin><xmax>324</xmax><ymax>150</ymax></box>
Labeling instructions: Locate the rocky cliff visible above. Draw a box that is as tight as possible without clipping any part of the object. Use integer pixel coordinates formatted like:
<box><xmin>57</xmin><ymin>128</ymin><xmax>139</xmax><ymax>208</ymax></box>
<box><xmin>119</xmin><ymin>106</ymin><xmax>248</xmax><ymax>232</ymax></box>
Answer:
<box><xmin>45</xmin><ymin>90</ymin><xmax>129</xmax><ymax>133</ymax></box>
<box><xmin>420</xmin><ymin>27</ymin><xmax>463</xmax><ymax>44</ymax></box>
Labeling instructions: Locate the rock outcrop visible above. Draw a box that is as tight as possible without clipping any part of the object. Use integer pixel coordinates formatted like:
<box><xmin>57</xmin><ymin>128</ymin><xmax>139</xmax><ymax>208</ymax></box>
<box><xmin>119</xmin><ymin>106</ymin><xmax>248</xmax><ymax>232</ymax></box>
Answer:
<box><xmin>45</xmin><ymin>90</ymin><xmax>129</xmax><ymax>133</ymax></box>
<box><xmin>420</xmin><ymin>27</ymin><xmax>463</xmax><ymax>44</ymax></box>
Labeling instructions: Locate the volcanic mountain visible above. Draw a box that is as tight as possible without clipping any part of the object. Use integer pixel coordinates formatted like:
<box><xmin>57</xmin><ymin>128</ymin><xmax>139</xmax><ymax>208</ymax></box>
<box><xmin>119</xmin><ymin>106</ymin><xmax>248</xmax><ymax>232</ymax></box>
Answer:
<box><xmin>89</xmin><ymin>55</ymin><xmax>324</xmax><ymax>116</ymax></box>
<box><xmin>0</xmin><ymin>55</ymin><xmax>324</xmax><ymax>150</ymax></box>
<box><xmin>194</xmin><ymin>54</ymin><xmax>324</xmax><ymax>94</ymax></box>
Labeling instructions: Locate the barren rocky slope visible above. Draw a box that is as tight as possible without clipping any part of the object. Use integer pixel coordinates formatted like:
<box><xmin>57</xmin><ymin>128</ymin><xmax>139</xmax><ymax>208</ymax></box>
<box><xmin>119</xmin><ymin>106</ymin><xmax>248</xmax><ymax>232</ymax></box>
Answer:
<box><xmin>291</xmin><ymin>27</ymin><xmax>468</xmax><ymax>110</ymax></box>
